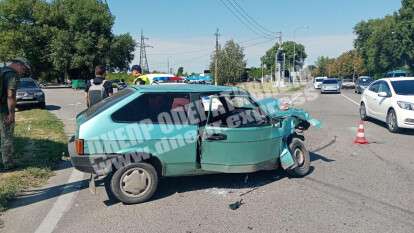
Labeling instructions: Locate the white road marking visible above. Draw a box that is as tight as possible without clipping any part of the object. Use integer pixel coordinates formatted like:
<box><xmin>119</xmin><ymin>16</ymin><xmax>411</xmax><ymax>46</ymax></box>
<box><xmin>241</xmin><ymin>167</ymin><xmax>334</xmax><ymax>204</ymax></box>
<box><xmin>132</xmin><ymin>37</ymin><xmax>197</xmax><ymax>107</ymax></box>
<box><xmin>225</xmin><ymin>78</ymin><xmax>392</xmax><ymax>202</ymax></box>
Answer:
<box><xmin>341</xmin><ymin>93</ymin><xmax>359</xmax><ymax>106</ymax></box>
<box><xmin>34</xmin><ymin>170</ymin><xmax>85</xmax><ymax>233</ymax></box>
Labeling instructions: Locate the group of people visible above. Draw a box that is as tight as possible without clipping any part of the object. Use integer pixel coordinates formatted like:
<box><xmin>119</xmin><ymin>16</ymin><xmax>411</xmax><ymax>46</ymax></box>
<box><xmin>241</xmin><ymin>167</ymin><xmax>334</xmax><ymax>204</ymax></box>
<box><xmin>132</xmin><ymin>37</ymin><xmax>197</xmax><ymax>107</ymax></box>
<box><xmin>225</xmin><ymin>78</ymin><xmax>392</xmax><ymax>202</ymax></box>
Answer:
<box><xmin>0</xmin><ymin>60</ymin><xmax>151</xmax><ymax>170</ymax></box>
<box><xmin>85</xmin><ymin>64</ymin><xmax>149</xmax><ymax>107</ymax></box>
<box><xmin>0</xmin><ymin>59</ymin><xmax>31</xmax><ymax>170</ymax></box>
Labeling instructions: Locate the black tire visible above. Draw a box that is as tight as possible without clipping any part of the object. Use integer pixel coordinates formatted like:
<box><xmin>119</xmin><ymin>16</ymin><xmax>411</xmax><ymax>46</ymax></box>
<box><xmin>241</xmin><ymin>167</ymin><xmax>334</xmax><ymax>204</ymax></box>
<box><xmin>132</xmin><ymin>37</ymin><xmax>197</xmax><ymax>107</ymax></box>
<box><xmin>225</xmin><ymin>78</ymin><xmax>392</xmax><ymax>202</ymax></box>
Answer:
<box><xmin>386</xmin><ymin>109</ymin><xmax>400</xmax><ymax>133</ymax></box>
<box><xmin>110</xmin><ymin>163</ymin><xmax>158</xmax><ymax>204</ymax></box>
<box><xmin>360</xmin><ymin>102</ymin><xmax>368</xmax><ymax>121</ymax></box>
<box><xmin>287</xmin><ymin>137</ymin><xmax>310</xmax><ymax>177</ymax></box>
<box><xmin>39</xmin><ymin>102</ymin><xmax>46</xmax><ymax>109</ymax></box>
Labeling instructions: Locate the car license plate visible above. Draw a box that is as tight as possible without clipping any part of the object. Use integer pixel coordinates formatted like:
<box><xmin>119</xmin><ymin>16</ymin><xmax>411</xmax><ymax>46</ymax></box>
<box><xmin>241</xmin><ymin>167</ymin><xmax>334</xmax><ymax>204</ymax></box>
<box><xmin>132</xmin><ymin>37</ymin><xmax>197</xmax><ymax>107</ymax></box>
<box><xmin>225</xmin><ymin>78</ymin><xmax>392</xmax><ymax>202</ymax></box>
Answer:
<box><xmin>22</xmin><ymin>96</ymin><xmax>34</xmax><ymax>100</ymax></box>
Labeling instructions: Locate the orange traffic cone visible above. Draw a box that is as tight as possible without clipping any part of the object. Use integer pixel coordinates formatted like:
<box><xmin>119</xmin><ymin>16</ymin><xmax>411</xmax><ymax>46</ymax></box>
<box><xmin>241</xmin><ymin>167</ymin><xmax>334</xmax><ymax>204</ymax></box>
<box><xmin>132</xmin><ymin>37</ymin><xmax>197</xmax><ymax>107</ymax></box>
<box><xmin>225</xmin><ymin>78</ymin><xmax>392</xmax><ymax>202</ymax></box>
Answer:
<box><xmin>354</xmin><ymin>121</ymin><xmax>369</xmax><ymax>144</ymax></box>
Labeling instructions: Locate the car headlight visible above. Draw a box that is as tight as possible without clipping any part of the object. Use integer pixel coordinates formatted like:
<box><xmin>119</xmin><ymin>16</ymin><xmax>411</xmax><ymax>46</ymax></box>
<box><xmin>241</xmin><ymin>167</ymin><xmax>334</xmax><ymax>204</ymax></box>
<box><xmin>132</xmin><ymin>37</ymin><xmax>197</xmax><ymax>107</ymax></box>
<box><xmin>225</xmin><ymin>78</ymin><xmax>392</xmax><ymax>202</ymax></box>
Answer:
<box><xmin>34</xmin><ymin>92</ymin><xmax>44</xmax><ymax>97</ymax></box>
<box><xmin>397</xmin><ymin>101</ymin><xmax>414</xmax><ymax>111</ymax></box>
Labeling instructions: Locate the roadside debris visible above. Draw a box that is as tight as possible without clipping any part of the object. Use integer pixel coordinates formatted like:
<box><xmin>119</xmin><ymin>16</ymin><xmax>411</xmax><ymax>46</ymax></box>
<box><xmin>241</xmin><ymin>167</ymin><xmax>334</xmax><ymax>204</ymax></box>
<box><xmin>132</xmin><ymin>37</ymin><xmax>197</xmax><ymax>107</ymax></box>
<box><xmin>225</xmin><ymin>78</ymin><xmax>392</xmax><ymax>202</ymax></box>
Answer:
<box><xmin>229</xmin><ymin>199</ymin><xmax>244</xmax><ymax>210</ymax></box>
<box><xmin>239</xmin><ymin>187</ymin><xmax>259</xmax><ymax>197</ymax></box>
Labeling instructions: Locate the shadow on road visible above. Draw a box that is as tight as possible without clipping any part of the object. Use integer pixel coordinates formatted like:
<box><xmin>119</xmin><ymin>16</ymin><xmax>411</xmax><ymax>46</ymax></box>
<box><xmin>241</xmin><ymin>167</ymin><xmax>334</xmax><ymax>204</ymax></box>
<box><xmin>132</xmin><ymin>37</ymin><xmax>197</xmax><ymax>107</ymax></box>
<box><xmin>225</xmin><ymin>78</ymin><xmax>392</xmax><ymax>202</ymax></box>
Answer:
<box><xmin>102</xmin><ymin>169</ymin><xmax>294</xmax><ymax>206</ymax></box>
<box><xmin>310</xmin><ymin>152</ymin><xmax>335</xmax><ymax>163</ymax></box>
<box><xmin>367</xmin><ymin>118</ymin><xmax>414</xmax><ymax>136</ymax></box>
<box><xmin>46</xmin><ymin>105</ymin><xmax>62</xmax><ymax>111</ymax></box>
<box><xmin>7</xmin><ymin>179</ymin><xmax>89</xmax><ymax>210</ymax></box>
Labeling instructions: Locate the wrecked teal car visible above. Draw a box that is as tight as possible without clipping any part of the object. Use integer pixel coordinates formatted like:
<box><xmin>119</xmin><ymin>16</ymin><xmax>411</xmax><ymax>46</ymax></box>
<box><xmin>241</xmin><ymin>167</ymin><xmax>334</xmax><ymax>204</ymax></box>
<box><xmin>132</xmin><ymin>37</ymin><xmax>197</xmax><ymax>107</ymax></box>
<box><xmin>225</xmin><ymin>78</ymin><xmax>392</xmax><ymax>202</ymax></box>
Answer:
<box><xmin>69</xmin><ymin>85</ymin><xmax>320</xmax><ymax>204</ymax></box>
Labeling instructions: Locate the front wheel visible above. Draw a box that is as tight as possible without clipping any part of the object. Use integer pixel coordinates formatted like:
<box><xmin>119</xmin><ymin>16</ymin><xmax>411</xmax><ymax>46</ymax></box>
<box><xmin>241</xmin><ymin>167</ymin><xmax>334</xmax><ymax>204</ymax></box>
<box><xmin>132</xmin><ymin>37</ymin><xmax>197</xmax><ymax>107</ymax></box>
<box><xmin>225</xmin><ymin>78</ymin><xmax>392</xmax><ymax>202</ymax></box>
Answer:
<box><xmin>110</xmin><ymin>163</ymin><xmax>158</xmax><ymax>204</ymax></box>
<box><xmin>360</xmin><ymin>103</ymin><xmax>368</xmax><ymax>121</ymax></box>
<box><xmin>386</xmin><ymin>109</ymin><xmax>400</xmax><ymax>133</ymax></box>
<box><xmin>287</xmin><ymin>138</ymin><xmax>310</xmax><ymax>177</ymax></box>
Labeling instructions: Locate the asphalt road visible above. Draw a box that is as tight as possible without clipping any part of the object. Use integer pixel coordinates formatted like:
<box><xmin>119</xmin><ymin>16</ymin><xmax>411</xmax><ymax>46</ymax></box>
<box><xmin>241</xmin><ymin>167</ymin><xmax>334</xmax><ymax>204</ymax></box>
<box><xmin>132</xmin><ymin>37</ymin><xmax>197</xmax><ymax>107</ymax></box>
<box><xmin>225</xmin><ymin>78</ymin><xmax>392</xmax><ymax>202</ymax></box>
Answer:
<box><xmin>2</xmin><ymin>87</ymin><xmax>414</xmax><ymax>233</ymax></box>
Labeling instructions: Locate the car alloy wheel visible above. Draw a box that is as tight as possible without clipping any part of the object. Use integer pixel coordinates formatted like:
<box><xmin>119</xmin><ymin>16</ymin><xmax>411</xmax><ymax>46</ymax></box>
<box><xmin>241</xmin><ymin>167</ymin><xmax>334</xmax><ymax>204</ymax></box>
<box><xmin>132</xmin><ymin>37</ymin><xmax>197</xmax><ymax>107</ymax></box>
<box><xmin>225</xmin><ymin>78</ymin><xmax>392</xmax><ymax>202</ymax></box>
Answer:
<box><xmin>110</xmin><ymin>162</ymin><xmax>158</xmax><ymax>204</ymax></box>
<box><xmin>120</xmin><ymin>167</ymin><xmax>152</xmax><ymax>198</ymax></box>
<box><xmin>387</xmin><ymin>109</ymin><xmax>400</xmax><ymax>133</ymax></box>
<box><xmin>360</xmin><ymin>103</ymin><xmax>368</xmax><ymax>121</ymax></box>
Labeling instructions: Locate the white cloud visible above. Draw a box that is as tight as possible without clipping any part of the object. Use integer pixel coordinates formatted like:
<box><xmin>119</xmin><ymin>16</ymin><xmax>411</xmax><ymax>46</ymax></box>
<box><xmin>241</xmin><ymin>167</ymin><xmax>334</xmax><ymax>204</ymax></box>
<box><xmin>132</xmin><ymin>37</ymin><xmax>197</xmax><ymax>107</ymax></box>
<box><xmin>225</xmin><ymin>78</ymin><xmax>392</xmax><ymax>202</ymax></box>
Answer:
<box><xmin>132</xmin><ymin>34</ymin><xmax>355</xmax><ymax>73</ymax></box>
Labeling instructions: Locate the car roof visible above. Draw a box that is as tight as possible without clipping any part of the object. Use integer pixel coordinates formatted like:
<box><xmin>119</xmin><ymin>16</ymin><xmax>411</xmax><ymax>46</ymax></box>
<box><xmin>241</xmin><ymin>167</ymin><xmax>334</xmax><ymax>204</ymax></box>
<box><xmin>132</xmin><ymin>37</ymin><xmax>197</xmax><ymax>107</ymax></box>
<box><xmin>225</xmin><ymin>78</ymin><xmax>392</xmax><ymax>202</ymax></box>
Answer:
<box><xmin>379</xmin><ymin>77</ymin><xmax>414</xmax><ymax>82</ymax></box>
<box><xmin>133</xmin><ymin>84</ymin><xmax>245</xmax><ymax>93</ymax></box>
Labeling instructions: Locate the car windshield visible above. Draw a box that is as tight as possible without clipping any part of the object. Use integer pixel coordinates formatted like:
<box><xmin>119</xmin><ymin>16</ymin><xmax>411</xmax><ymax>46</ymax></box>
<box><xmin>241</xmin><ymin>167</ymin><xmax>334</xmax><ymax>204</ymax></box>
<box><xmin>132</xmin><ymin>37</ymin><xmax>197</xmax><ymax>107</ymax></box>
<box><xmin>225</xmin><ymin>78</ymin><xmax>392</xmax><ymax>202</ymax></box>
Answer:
<box><xmin>391</xmin><ymin>80</ymin><xmax>414</xmax><ymax>95</ymax></box>
<box><xmin>322</xmin><ymin>79</ymin><xmax>338</xmax><ymax>84</ymax></box>
<box><xmin>18</xmin><ymin>80</ymin><xmax>38</xmax><ymax>88</ymax></box>
<box><xmin>315</xmin><ymin>78</ymin><xmax>324</xmax><ymax>82</ymax></box>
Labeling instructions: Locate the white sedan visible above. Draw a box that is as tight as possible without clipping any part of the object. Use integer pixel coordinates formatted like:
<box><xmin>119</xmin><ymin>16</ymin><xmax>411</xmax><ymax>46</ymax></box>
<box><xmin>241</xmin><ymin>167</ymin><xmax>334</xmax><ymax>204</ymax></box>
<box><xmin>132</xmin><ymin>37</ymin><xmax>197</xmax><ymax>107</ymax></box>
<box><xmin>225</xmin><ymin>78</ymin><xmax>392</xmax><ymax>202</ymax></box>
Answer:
<box><xmin>359</xmin><ymin>77</ymin><xmax>414</xmax><ymax>133</ymax></box>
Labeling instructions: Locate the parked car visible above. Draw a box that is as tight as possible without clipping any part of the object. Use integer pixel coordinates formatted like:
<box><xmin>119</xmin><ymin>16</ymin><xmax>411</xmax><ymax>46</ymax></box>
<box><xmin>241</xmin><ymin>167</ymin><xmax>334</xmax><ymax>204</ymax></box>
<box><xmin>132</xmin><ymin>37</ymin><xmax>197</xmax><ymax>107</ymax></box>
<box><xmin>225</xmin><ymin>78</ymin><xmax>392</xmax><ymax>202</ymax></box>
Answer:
<box><xmin>385</xmin><ymin>70</ymin><xmax>409</xmax><ymax>78</ymax></box>
<box><xmin>313</xmin><ymin>76</ymin><xmax>327</xmax><ymax>89</ymax></box>
<box><xmin>341</xmin><ymin>78</ymin><xmax>355</xmax><ymax>89</ymax></box>
<box><xmin>360</xmin><ymin>77</ymin><xmax>414</xmax><ymax>133</ymax></box>
<box><xmin>69</xmin><ymin>85</ymin><xmax>320</xmax><ymax>204</ymax></box>
<box><xmin>321</xmin><ymin>78</ymin><xmax>341</xmax><ymax>94</ymax></box>
<box><xmin>16</xmin><ymin>78</ymin><xmax>46</xmax><ymax>109</ymax></box>
<box><xmin>355</xmin><ymin>76</ymin><xmax>373</xmax><ymax>94</ymax></box>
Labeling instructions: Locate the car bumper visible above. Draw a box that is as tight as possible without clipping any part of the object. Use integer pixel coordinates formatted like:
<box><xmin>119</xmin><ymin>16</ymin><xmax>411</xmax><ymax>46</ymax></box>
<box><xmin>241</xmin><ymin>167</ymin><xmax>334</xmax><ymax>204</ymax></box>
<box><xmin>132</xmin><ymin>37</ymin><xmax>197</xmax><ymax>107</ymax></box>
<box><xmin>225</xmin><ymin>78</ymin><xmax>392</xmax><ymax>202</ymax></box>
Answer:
<box><xmin>321</xmin><ymin>88</ymin><xmax>340</xmax><ymax>93</ymax></box>
<box><xmin>16</xmin><ymin>98</ymin><xmax>44</xmax><ymax>105</ymax></box>
<box><xmin>396</xmin><ymin>109</ymin><xmax>414</xmax><ymax>129</ymax></box>
<box><xmin>68</xmin><ymin>136</ymin><xmax>114</xmax><ymax>175</ymax></box>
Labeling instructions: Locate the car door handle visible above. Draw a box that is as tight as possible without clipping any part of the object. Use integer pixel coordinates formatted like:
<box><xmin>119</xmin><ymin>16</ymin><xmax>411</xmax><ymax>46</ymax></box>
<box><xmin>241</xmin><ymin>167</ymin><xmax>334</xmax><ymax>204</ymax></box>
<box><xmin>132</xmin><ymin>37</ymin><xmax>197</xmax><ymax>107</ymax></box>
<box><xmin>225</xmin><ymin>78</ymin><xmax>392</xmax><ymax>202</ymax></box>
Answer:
<box><xmin>206</xmin><ymin>133</ymin><xmax>227</xmax><ymax>141</ymax></box>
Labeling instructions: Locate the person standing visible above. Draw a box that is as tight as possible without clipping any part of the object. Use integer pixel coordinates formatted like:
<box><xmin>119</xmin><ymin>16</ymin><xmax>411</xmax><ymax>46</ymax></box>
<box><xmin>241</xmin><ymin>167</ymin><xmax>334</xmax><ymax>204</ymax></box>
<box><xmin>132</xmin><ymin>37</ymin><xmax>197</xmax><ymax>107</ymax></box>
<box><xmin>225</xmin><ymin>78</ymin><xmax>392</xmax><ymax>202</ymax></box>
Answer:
<box><xmin>0</xmin><ymin>59</ymin><xmax>30</xmax><ymax>170</ymax></box>
<box><xmin>85</xmin><ymin>65</ymin><xmax>113</xmax><ymax>107</ymax></box>
<box><xmin>132</xmin><ymin>65</ymin><xmax>150</xmax><ymax>85</ymax></box>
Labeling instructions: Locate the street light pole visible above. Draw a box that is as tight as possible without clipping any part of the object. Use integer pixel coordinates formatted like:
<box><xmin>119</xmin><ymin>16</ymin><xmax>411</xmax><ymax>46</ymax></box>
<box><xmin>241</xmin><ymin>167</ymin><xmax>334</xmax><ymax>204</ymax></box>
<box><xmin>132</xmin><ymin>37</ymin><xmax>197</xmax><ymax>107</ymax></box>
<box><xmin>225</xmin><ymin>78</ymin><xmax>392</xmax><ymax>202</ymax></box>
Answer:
<box><xmin>292</xmin><ymin>26</ymin><xmax>309</xmax><ymax>83</ymax></box>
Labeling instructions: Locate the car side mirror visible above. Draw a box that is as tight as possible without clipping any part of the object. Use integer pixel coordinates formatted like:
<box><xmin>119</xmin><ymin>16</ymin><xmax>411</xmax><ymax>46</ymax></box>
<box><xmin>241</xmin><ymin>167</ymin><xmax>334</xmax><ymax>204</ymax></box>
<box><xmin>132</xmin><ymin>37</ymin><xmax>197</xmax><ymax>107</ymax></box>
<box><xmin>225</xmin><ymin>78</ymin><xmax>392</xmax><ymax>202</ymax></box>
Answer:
<box><xmin>378</xmin><ymin>92</ymin><xmax>389</xmax><ymax>98</ymax></box>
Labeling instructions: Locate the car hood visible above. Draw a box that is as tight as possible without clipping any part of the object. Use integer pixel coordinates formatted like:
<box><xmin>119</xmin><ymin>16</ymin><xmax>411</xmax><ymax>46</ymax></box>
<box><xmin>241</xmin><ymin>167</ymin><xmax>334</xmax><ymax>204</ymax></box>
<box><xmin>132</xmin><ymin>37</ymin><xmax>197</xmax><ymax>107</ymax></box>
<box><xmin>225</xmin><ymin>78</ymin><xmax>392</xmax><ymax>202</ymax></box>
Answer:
<box><xmin>395</xmin><ymin>95</ymin><xmax>414</xmax><ymax>103</ymax></box>
<box><xmin>257</xmin><ymin>98</ymin><xmax>322</xmax><ymax>128</ymax></box>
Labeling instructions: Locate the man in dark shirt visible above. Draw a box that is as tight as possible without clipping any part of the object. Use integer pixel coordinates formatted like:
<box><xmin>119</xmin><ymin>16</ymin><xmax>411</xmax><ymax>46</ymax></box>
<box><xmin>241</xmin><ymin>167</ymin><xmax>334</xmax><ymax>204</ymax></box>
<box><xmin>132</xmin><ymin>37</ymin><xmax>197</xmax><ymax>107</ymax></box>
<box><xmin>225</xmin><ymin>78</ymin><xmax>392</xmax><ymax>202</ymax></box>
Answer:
<box><xmin>1</xmin><ymin>59</ymin><xmax>30</xmax><ymax>169</ymax></box>
<box><xmin>85</xmin><ymin>65</ymin><xmax>113</xmax><ymax>107</ymax></box>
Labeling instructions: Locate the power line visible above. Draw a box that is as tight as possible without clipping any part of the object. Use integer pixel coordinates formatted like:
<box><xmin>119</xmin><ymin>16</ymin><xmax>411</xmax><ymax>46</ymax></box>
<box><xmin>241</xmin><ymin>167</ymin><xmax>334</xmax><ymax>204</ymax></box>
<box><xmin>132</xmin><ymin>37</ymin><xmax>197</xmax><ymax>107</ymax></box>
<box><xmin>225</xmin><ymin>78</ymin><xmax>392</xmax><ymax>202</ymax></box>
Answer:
<box><xmin>225</xmin><ymin>0</ymin><xmax>274</xmax><ymax>38</ymax></box>
<box><xmin>218</xmin><ymin>0</ymin><xmax>270</xmax><ymax>38</ymax></box>
<box><xmin>228</xmin><ymin>0</ymin><xmax>275</xmax><ymax>35</ymax></box>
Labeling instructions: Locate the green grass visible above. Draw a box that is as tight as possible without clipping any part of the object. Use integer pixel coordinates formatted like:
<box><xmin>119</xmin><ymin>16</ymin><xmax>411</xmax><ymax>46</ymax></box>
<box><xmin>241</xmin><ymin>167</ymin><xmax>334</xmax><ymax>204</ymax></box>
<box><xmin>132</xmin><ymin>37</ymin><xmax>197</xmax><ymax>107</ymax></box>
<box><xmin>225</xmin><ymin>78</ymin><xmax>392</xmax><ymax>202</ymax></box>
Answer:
<box><xmin>0</xmin><ymin>109</ymin><xmax>67</xmax><ymax>211</ymax></box>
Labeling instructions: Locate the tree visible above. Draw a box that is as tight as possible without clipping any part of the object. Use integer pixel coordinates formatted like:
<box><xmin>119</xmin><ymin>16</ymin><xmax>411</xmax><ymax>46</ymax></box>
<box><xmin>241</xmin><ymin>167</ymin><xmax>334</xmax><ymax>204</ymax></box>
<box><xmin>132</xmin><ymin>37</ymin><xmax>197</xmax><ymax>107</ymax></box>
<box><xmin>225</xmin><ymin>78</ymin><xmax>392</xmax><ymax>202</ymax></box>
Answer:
<box><xmin>311</xmin><ymin>56</ymin><xmax>335</xmax><ymax>77</ymax></box>
<box><xmin>176</xmin><ymin>66</ymin><xmax>184</xmax><ymax>76</ymax></box>
<box><xmin>210</xmin><ymin>40</ymin><xmax>246</xmax><ymax>84</ymax></box>
<box><xmin>248</xmin><ymin>67</ymin><xmax>262</xmax><ymax>80</ymax></box>
<box><xmin>108</xmin><ymin>33</ymin><xmax>136</xmax><ymax>71</ymax></box>
<box><xmin>0</xmin><ymin>0</ymin><xmax>136</xmax><ymax>81</ymax></box>
<box><xmin>261</xmin><ymin>41</ymin><xmax>307</xmax><ymax>75</ymax></box>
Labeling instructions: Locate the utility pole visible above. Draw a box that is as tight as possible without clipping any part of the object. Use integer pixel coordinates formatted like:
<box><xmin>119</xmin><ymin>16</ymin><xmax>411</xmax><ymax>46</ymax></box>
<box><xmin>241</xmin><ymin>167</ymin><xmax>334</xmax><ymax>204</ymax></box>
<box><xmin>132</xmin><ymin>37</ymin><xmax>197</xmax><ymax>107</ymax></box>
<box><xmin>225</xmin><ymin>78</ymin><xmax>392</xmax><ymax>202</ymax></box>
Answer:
<box><xmin>261</xmin><ymin>62</ymin><xmax>264</xmax><ymax>84</ymax></box>
<box><xmin>214</xmin><ymin>28</ymin><xmax>220</xmax><ymax>86</ymax></box>
<box><xmin>138</xmin><ymin>29</ymin><xmax>152</xmax><ymax>74</ymax></box>
<box><xmin>275</xmin><ymin>32</ymin><xmax>283</xmax><ymax>87</ymax></box>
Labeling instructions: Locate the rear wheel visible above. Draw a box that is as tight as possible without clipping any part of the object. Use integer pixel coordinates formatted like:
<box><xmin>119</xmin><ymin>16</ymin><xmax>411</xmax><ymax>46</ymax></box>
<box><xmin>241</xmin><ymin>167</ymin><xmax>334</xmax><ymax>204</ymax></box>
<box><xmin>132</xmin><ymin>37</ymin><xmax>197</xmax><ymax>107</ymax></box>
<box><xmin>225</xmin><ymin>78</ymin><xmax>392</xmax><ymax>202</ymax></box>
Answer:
<box><xmin>360</xmin><ymin>102</ymin><xmax>368</xmax><ymax>121</ymax></box>
<box><xmin>386</xmin><ymin>109</ymin><xmax>400</xmax><ymax>133</ymax></box>
<box><xmin>110</xmin><ymin>163</ymin><xmax>158</xmax><ymax>204</ymax></box>
<box><xmin>287</xmin><ymin>138</ymin><xmax>310</xmax><ymax>177</ymax></box>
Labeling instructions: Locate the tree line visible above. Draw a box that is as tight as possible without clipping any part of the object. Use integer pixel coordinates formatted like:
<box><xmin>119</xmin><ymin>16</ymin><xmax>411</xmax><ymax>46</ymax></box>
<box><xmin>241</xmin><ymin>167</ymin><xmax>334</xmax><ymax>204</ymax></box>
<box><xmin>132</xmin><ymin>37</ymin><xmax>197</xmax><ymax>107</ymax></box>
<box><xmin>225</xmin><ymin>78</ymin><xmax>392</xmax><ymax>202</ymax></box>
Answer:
<box><xmin>313</xmin><ymin>0</ymin><xmax>414</xmax><ymax>79</ymax></box>
<box><xmin>0</xmin><ymin>0</ymin><xmax>136</xmax><ymax>81</ymax></box>
<box><xmin>209</xmin><ymin>39</ymin><xmax>306</xmax><ymax>85</ymax></box>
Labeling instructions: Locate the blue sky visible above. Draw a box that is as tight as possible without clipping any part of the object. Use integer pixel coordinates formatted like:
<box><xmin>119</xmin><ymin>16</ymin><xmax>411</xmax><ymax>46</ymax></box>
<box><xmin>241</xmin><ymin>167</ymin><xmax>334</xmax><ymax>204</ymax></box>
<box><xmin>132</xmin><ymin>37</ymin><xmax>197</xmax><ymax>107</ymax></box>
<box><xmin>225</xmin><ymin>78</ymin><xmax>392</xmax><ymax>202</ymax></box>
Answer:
<box><xmin>107</xmin><ymin>0</ymin><xmax>401</xmax><ymax>73</ymax></box>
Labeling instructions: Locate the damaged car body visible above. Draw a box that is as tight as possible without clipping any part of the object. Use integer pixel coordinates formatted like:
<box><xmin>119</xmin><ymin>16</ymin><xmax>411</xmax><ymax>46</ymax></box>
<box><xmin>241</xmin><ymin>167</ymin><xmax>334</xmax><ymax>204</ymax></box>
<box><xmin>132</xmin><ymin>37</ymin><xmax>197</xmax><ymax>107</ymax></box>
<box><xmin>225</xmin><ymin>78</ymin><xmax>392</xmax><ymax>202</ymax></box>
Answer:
<box><xmin>69</xmin><ymin>85</ymin><xmax>321</xmax><ymax>204</ymax></box>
